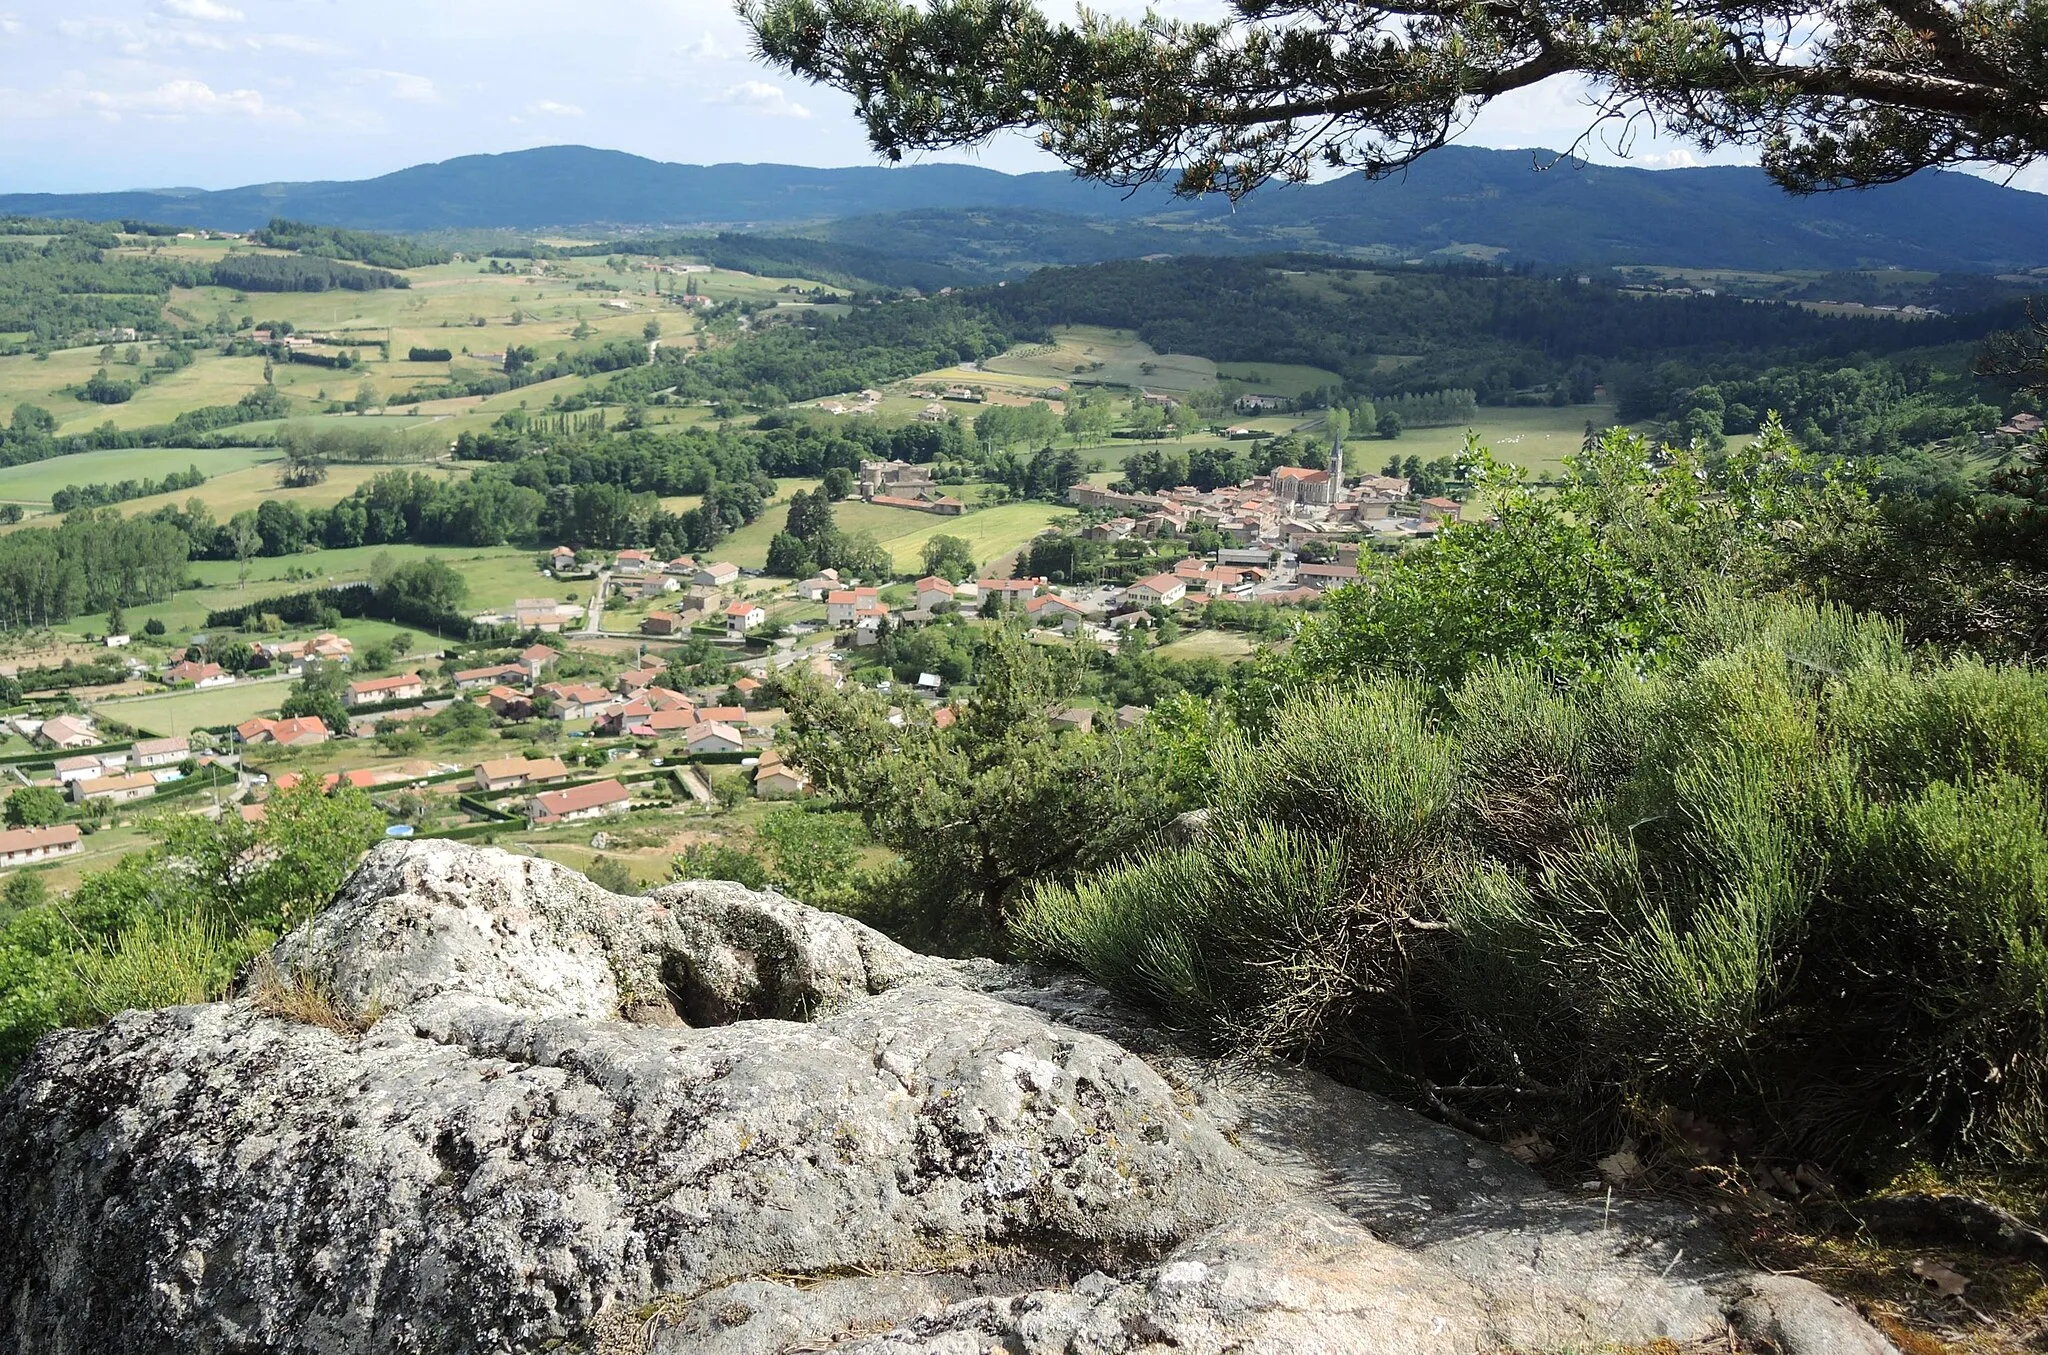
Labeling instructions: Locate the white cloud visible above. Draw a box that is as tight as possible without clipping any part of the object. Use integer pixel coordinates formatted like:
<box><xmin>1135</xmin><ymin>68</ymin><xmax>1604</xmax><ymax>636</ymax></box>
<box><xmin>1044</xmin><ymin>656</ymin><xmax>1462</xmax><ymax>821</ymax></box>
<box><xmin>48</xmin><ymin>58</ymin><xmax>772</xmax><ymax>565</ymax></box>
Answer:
<box><xmin>678</xmin><ymin>32</ymin><xmax>743</xmax><ymax>61</ymax></box>
<box><xmin>57</xmin><ymin>18</ymin><xmax>138</xmax><ymax>44</ymax></box>
<box><xmin>57</xmin><ymin>15</ymin><xmax>230</xmax><ymax>54</ymax></box>
<box><xmin>84</xmin><ymin>79</ymin><xmax>288</xmax><ymax>121</ymax></box>
<box><xmin>247</xmin><ymin>33</ymin><xmax>348</xmax><ymax>56</ymax></box>
<box><xmin>159</xmin><ymin>0</ymin><xmax>245</xmax><ymax>21</ymax></box>
<box><xmin>352</xmin><ymin>69</ymin><xmax>438</xmax><ymax>103</ymax></box>
<box><xmin>529</xmin><ymin>99</ymin><xmax>584</xmax><ymax>118</ymax></box>
<box><xmin>712</xmin><ymin>80</ymin><xmax>810</xmax><ymax>119</ymax></box>
<box><xmin>0</xmin><ymin>14</ymin><xmax>22</xmax><ymax>36</ymax></box>
<box><xmin>1634</xmin><ymin>147</ymin><xmax>1704</xmax><ymax>170</ymax></box>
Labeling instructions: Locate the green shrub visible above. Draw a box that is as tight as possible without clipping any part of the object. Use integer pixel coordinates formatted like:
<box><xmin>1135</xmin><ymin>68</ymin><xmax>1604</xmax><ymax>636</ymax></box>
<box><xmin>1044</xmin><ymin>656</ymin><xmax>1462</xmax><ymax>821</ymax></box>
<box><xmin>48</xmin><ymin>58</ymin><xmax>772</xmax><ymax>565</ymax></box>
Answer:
<box><xmin>74</xmin><ymin>911</ymin><xmax>261</xmax><ymax>1023</ymax></box>
<box><xmin>1018</xmin><ymin>597</ymin><xmax>2048</xmax><ymax>1174</ymax></box>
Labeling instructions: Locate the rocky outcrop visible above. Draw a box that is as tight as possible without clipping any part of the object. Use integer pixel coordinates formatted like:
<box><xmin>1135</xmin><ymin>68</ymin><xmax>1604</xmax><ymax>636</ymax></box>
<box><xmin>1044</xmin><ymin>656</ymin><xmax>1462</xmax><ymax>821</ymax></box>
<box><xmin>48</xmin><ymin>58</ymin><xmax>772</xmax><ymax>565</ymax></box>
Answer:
<box><xmin>0</xmin><ymin>841</ymin><xmax>1897</xmax><ymax>1355</ymax></box>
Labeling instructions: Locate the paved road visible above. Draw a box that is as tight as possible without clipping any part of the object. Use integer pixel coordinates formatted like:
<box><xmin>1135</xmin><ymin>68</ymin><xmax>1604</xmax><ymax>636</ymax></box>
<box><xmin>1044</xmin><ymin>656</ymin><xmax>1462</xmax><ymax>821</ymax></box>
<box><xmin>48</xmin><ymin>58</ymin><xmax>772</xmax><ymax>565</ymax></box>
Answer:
<box><xmin>580</xmin><ymin>570</ymin><xmax>612</xmax><ymax>637</ymax></box>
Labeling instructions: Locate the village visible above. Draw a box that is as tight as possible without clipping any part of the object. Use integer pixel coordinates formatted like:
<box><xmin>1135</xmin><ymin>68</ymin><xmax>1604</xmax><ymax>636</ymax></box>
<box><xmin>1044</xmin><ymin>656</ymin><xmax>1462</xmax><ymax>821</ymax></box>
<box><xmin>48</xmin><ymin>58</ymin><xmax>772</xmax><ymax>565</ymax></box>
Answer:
<box><xmin>0</xmin><ymin>435</ymin><xmax>1468</xmax><ymax>882</ymax></box>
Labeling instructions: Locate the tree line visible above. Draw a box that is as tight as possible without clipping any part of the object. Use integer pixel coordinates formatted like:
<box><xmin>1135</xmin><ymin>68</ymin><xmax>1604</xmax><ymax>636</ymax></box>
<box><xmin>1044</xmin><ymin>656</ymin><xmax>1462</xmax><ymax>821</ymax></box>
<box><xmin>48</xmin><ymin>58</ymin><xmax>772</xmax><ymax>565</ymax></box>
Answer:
<box><xmin>49</xmin><ymin>465</ymin><xmax>206</xmax><ymax>513</ymax></box>
<box><xmin>250</xmin><ymin>219</ymin><xmax>451</xmax><ymax>271</ymax></box>
<box><xmin>0</xmin><ymin>510</ymin><xmax>189</xmax><ymax>629</ymax></box>
<box><xmin>208</xmin><ymin>254</ymin><xmax>408</xmax><ymax>293</ymax></box>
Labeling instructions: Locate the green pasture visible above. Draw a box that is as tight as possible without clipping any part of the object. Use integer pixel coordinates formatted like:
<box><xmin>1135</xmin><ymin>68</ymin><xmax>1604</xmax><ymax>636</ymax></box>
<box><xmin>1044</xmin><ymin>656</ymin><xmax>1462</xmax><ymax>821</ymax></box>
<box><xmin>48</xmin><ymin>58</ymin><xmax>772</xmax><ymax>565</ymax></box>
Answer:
<box><xmin>0</xmin><ymin>445</ymin><xmax>278</xmax><ymax>505</ymax></box>
<box><xmin>979</xmin><ymin>325</ymin><xmax>1216</xmax><ymax>394</ymax></box>
<box><xmin>1368</xmin><ymin>401</ymin><xmax>1623</xmax><ymax>478</ymax></box>
<box><xmin>1215</xmin><ymin>361</ymin><xmax>1344</xmax><ymax>399</ymax></box>
<box><xmin>717</xmin><ymin>493</ymin><xmax>1068</xmax><ymax>575</ymax></box>
<box><xmin>1156</xmin><ymin>630</ymin><xmax>1260</xmax><ymax>663</ymax></box>
<box><xmin>90</xmin><ymin>676</ymin><xmax>294</xmax><ymax>734</ymax></box>
<box><xmin>89</xmin><ymin>543</ymin><xmax>547</xmax><ymax>643</ymax></box>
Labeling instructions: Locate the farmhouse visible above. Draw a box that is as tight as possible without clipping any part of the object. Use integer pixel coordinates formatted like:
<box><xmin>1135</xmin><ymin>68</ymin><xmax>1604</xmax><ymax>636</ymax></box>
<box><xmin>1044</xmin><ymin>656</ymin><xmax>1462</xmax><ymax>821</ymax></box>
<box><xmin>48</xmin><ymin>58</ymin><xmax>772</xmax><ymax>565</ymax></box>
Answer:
<box><xmin>1418</xmin><ymin>496</ymin><xmax>1461</xmax><ymax>522</ymax></box>
<box><xmin>0</xmin><ymin>824</ymin><xmax>81</xmax><ymax>868</ymax></box>
<box><xmin>613</xmin><ymin>549</ymin><xmax>653</xmax><ymax>575</ymax></box>
<box><xmin>694</xmin><ymin>561</ymin><xmax>741</xmax><ymax>588</ymax></box>
<box><xmin>913</xmin><ymin>577</ymin><xmax>957</xmax><ymax>612</ymax></box>
<box><xmin>549</xmin><ymin>546</ymin><xmax>578</xmax><ymax>572</ymax></box>
<box><xmin>528</xmin><ymin>779</ymin><xmax>631</xmax><ymax>826</ymax></box>
<box><xmin>474</xmin><ymin>756</ymin><xmax>571</xmax><ymax>793</ymax></box>
<box><xmin>869</xmin><ymin>493</ymin><xmax>966</xmax><ymax>516</ymax></box>
<box><xmin>345</xmin><ymin>674</ymin><xmax>427</xmax><ymax>708</ymax></box>
<box><xmin>725</xmin><ymin>601</ymin><xmax>766</xmax><ymax>636</ymax></box>
<box><xmin>519</xmin><ymin>644</ymin><xmax>561</xmax><ymax>680</ymax></box>
<box><xmin>642</xmin><ymin>611</ymin><xmax>686</xmax><ymax>637</ymax></box>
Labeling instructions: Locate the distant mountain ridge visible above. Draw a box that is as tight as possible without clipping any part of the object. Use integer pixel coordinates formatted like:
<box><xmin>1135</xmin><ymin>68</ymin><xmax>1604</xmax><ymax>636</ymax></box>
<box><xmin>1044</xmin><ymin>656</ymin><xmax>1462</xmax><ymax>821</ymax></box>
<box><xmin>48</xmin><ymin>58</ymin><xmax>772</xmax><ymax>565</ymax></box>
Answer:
<box><xmin>4</xmin><ymin>144</ymin><xmax>2046</xmax><ymax>273</ymax></box>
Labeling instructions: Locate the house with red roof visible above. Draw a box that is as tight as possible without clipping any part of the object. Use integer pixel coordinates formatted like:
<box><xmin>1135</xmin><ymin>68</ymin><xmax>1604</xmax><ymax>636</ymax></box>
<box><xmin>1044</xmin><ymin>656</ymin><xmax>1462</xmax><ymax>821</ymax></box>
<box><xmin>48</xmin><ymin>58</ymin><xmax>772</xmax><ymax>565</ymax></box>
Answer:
<box><xmin>344</xmin><ymin>673</ymin><xmax>426</xmax><ymax>708</ymax></box>
<box><xmin>0</xmin><ymin>824</ymin><xmax>81</xmax><ymax>867</ymax></box>
<box><xmin>528</xmin><ymin>778</ymin><xmax>632</xmax><ymax>826</ymax></box>
<box><xmin>1123</xmin><ymin>573</ymin><xmax>1188</xmax><ymax>608</ymax></box>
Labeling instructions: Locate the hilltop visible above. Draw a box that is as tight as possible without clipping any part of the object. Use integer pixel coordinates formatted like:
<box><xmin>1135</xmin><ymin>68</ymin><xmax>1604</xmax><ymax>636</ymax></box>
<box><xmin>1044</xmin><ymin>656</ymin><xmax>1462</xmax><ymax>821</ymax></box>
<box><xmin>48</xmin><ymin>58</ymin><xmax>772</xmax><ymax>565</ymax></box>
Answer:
<box><xmin>6</xmin><ymin>144</ymin><xmax>2048</xmax><ymax>273</ymax></box>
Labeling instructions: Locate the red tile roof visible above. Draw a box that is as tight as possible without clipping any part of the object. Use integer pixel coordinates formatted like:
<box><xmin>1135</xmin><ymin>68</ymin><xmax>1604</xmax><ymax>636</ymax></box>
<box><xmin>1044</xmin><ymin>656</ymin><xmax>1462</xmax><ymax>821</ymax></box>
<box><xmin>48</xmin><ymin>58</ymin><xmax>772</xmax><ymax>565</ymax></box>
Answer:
<box><xmin>530</xmin><ymin>779</ymin><xmax>631</xmax><ymax>821</ymax></box>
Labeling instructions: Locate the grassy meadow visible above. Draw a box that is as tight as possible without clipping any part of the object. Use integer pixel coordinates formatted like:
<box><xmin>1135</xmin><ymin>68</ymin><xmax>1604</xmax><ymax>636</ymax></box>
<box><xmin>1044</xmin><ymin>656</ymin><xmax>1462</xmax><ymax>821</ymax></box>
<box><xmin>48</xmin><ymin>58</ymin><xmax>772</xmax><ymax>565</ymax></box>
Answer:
<box><xmin>716</xmin><ymin>493</ymin><xmax>1068</xmax><ymax>574</ymax></box>
<box><xmin>0</xmin><ymin>445</ymin><xmax>279</xmax><ymax>506</ymax></box>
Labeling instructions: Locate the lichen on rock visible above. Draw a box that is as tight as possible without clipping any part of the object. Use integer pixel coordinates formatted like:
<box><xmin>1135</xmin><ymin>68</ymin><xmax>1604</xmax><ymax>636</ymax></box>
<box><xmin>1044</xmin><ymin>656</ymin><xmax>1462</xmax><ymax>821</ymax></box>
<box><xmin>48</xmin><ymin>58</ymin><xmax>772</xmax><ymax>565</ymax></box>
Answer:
<box><xmin>0</xmin><ymin>840</ymin><xmax>1897</xmax><ymax>1355</ymax></box>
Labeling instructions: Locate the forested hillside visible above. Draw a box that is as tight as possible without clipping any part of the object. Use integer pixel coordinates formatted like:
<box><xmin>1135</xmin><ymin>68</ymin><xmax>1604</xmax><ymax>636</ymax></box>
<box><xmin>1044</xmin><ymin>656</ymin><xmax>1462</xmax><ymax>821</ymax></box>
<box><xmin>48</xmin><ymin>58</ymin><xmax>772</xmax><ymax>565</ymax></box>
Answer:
<box><xmin>4</xmin><ymin>145</ymin><xmax>2048</xmax><ymax>272</ymax></box>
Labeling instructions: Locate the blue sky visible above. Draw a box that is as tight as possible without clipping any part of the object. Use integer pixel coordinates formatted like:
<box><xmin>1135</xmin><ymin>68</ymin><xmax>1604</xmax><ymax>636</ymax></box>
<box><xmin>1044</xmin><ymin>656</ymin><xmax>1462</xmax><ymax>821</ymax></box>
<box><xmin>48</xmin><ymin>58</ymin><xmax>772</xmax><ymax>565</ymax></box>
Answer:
<box><xmin>0</xmin><ymin>0</ymin><xmax>2037</xmax><ymax>194</ymax></box>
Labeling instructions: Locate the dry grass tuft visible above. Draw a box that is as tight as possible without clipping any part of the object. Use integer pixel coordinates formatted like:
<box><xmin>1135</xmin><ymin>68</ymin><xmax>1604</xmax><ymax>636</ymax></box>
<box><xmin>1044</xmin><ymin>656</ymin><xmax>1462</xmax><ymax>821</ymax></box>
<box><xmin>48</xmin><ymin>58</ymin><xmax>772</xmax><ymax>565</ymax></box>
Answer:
<box><xmin>246</xmin><ymin>956</ymin><xmax>378</xmax><ymax>1037</ymax></box>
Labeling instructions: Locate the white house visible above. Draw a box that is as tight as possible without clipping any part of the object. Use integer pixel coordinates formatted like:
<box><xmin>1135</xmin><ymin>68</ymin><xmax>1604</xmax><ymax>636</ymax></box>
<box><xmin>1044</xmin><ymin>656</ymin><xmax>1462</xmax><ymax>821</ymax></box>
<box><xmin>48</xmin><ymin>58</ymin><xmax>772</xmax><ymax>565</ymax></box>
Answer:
<box><xmin>694</xmin><ymin>561</ymin><xmax>741</xmax><ymax>588</ymax></box>
<box><xmin>725</xmin><ymin>601</ymin><xmax>766</xmax><ymax>637</ymax></box>
<box><xmin>71</xmin><ymin>772</ymin><xmax>156</xmax><ymax>805</ymax></box>
<box><xmin>131</xmin><ymin>736</ymin><xmax>190</xmax><ymax>768</ymax></box>
<box><xmin>54</xmin><ymin>753</ymin><xmax>125</xmax><ymax>784</ymax></box>
<box><xmin>1124</xmin><ymin>573</ymin><xmax>1188</xmax><ymax>608</ymax></box>
<box><xmin>685</xmin><ymin>722</ymin><xmax>745</xmax><ymax>756</ymax></box>
<box><xmin>344</xmin><ymin>673</ymin><xmax>427</xmax><ymax>708</ymax></box>
<box><xmin>0</xmin><ymin>824</ymin><xmax>81</xmax><ymax>868</ymax></box>
<box><xmin>35</xmin><ymin>716</ymin><xmax>98</xmax><ymax>751</ymax></box>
